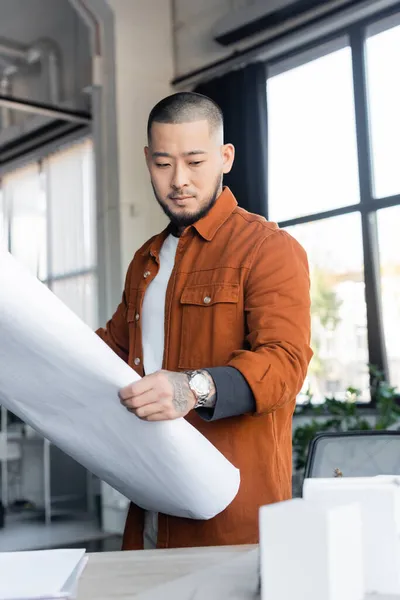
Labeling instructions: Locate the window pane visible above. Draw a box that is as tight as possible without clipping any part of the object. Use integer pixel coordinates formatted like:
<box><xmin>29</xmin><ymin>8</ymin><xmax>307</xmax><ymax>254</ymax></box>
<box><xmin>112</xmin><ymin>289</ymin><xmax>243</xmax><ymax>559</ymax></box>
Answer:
<box><xmin>366</xmin><ymin>20</ymin><xmax>400</xmax><ymax>199</ymax></box>
<box><xmin>285</xmin><ymin>214</ymin><xmax>369</xmax><ymax>403</ymax></box>
<box><xmin>3</xmin><ymin>164</ymin><xmax>47</xmax><ymax>280</ymax></box>
<box><xmin>267</xmin><ymin>43</ymin><xmax>360</xmax><ymax>222</ymax></box>
<box><xmin>46</xmin><ymin>139</ymin><xmax>96</xmax><ymax>277</ymax></box>
<box><xmin>52</xmin><ymin>273</ymin><xmax>98</xmax><ymax>330</ymax></box>
<box><xmin>377</xmin><ymin>206</ymin><xmax>400</xmax><ymax>389</ymax></box>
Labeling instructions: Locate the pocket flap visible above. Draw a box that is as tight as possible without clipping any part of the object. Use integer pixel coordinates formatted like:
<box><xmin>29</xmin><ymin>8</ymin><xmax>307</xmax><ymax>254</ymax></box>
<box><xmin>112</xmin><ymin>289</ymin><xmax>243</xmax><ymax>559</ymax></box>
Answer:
<box><xmin>181</xmin><ymin>283</ymin><xmax>239</xmax><ymax>306</ymax></box>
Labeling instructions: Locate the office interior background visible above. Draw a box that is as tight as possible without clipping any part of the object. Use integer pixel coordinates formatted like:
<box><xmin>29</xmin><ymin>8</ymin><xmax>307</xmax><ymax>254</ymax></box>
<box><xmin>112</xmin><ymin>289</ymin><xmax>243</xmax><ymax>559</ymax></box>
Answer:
<box><xmin>0</xmin><ymin>0</ymin><xmax>399</xmax><ymax>552</ymax></box>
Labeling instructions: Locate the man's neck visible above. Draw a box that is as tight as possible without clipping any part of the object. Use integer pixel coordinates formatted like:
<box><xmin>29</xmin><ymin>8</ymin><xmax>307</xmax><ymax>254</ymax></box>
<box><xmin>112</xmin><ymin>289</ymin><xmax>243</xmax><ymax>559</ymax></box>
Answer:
<box><xmin>169</xmin><ymin>223</ymin><xmax>182</xmax><ymax>238</ymax></box>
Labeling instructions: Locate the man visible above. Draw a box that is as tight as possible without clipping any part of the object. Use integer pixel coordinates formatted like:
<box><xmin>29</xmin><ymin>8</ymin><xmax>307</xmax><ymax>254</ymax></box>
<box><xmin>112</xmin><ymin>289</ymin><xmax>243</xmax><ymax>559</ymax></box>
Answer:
<box><xmin>97</xmin><ymin>91</ymin><xmax>312</xmax><ymax>550</ymax></box>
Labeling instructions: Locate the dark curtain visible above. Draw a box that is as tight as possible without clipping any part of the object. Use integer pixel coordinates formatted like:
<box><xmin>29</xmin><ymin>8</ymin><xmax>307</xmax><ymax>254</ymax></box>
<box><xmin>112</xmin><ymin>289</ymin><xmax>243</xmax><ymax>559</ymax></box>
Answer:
<box><xmin>195</xmin><ymin>62</ymin><xmax>269</xmax><ymax>217</ymax></box>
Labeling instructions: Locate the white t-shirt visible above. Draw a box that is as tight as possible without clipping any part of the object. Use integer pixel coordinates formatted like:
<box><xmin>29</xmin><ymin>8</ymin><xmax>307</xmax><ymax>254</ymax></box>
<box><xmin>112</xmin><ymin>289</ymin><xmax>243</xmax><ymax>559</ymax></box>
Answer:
<box><xmin>141</xmin><ymin>234</ymin><xmax>179</xmax><ymax>548</ymax></box>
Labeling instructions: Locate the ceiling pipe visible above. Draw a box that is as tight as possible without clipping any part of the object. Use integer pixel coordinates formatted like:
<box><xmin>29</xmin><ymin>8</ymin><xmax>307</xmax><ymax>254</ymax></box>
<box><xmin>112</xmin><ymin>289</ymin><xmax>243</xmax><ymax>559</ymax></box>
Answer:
<box><xmin>0</xmin><ymin>38</ymin><xmax>27</xmax><ymax>62</ymax></box>
<box><xmin>0</xmin><ymin>56</ymin><xmax>18</xmax><ymax>130</ymax></box>
<box><xmin>0</xmin><ymin>36</ymin><xmax>62</xmax><ymax>110</ymax></box>
<box><xmin>0</xmin><ymin>75</ymin><xmax>13</xmax><ymax>129</ymax></box>
<box><xmin>0</xmin><ymin>94</ymin><xmax>91</xmax><ymax>124</ymax></box>
<box><xmin>26</xmin><ymin>38</ymin><xmax>61</xmax><ymax>105</ymax></box>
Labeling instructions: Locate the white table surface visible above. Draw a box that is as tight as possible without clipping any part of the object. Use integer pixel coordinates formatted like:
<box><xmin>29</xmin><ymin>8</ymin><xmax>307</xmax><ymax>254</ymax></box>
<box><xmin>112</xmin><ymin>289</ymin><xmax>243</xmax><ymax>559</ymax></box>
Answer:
<box><xmin>77</xmin><ymin>545</ymin><xmax>253</xmax><ymax>599</ymax></box>
<box><xmin>77</xmin><ymin>544</ymin><xmax>400</xmax><ymax>600</ymax></box>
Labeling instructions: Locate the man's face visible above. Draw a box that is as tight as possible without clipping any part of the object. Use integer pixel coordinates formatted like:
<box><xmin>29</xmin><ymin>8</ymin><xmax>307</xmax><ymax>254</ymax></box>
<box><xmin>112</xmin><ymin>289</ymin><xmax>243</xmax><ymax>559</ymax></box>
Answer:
<box><xmin>145</xmin><ymin>120</ymin><xmax>235</xmax><ymax>228</ymax></box>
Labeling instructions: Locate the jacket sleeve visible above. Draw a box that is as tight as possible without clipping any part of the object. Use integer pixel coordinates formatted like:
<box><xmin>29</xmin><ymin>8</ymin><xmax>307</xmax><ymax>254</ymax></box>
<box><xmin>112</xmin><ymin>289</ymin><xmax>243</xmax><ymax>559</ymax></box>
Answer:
<box><xmin>227</xmin><ymin>229</ymin><xmax>313</xmax><ymax>414</ymax></box>
<box><xmin>95</xmin><ymin>262</ymin><xmax>133</xmax><ymax>363</ymax></box>
<box><xmin>197</xmin><ymin>366</ymin><xmax>256</xmax><ymax>421</ymax></box>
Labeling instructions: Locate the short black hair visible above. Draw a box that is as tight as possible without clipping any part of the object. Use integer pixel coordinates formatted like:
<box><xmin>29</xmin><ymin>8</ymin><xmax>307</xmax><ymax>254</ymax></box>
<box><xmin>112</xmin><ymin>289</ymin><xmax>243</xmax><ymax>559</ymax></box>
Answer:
<box><xmin>147</xmin><ymin>92</ymin><xmax>223</xmax><ymax>141</ymax></box>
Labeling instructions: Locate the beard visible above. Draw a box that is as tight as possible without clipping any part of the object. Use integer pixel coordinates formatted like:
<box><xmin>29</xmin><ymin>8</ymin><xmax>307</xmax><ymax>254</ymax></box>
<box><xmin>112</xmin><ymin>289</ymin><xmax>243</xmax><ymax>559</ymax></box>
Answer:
<box><xmin>151</xmin><ymin>175</ymin><xmax>222</xmax><ymax>228</ymax></box>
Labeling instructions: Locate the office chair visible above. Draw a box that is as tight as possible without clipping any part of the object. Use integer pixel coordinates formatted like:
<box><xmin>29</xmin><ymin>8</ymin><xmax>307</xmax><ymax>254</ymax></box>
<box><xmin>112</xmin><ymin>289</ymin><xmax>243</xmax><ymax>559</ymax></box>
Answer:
<box><xmin>304</xmin><ymin>430</ymin><xmax>400</xmax><ymax>479</ymax></box>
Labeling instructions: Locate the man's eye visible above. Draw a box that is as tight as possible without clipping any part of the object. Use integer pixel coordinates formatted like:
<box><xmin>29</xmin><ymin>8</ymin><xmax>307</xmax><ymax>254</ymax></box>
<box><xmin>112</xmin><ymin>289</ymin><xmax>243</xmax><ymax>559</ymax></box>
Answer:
<box><xmin>190</xmin><ymin>161</ymin><xmax>204</xmax><ymax>166</ymax></box>
<box><xmin>156</xmin><ymin>163</ymin><xmax>170</xmax><ymax>168</ymax></box>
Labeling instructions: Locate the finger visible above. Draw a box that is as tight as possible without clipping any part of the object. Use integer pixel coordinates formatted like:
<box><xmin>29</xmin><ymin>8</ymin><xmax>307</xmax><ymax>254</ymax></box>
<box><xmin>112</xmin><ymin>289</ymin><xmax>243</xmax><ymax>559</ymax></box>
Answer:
<box><xmin>145</xmin><ymin>411</ymin><xmax>172</xmax><ymax>422</ymax></box>
<box><xmin>120</xmin><ymin>389</ymin><xmax>162</xmax><ymax>410</ymax></box>
<box><xmin>133</xmin><ymin>402</ymin><xmax>164</xmax><ymax>419</ymax></box>
<box><xmin>119</xmin><ymin>375</ymin><xmax>156</xmax><ymax>401</ymax></box>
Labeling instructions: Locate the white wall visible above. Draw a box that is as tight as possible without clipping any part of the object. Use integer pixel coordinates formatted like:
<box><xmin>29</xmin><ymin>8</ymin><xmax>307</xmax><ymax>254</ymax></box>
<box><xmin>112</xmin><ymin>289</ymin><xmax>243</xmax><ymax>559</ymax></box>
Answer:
<box><xmin>107</xmin><ymin>0</ymin><xmax>172</xmax><ymax>277</ymax></box>
<box><xmin>94</xmin><ymin>0</ymin><xmax>174</xmax><ymax>534</ymax></box>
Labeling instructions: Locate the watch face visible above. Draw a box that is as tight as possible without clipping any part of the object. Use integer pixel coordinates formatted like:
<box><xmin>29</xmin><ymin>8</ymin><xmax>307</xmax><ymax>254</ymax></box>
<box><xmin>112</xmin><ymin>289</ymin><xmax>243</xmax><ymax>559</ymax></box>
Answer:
<box><xmin>192</xmin><ymin>373</ymin><xmax>210</xmax><ymax>396</ymax></box>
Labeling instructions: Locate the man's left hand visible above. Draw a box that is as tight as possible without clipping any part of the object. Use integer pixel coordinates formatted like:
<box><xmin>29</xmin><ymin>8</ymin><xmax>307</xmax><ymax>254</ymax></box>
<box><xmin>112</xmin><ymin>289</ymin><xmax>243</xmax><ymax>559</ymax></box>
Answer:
<box><xmin>119</xmin><ymin>370</ymin><xmax>196</xmax><ymax>421</ymax></box>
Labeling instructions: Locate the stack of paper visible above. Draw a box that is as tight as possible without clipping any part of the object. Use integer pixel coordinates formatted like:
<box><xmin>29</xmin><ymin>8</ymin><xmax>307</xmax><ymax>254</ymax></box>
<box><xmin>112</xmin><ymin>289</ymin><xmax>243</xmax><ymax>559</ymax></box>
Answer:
<box><xmin>0</xmin><ymin>549</ymin><xmax>87</xmax><ymax>600</ymax></box>
<box><xmin>0</xmin><ymin>250</ymin><xmax>240</xmax><ymax>520</ymax></box>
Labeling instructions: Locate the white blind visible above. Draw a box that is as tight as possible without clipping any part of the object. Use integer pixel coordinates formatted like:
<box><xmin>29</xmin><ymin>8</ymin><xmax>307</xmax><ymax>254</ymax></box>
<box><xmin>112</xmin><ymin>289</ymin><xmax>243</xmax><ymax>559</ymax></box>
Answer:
<box><xmin>44</xmin><ymin>139</ymin><xmax>98</xmax><ymax>329</ymax></box>
<box><xmin>2</xmin><ymin>163</ymin><xmax>47</xmax><ymax>280</ymax></box>
<box><xmin>52</xmin><ymin>273</ymin><xmax>98</xmax><ymax>330</ymax></box>
<box><xmin>45</xmin><ymin>138</ymin><xmax>96</xmax><ymax>277</ymax></box>
<box><xmin>1</xmin><ymin>138</ymin><xmax>98</xmax><ymax>329</ymax></box>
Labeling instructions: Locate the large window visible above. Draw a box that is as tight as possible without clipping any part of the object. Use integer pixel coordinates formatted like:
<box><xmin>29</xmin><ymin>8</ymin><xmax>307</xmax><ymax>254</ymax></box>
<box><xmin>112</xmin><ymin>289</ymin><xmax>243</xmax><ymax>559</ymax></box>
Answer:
<box><xmin>366</xmin><ymin>19</ymin><xmax>400</xmax><ymax>199</ymax></box>
<box><xmin>267</xmin><ymin>8</ymin><xmax>400</xmax><ymax>403</ymax></box>
<box><xmin>285</xmin><ymin>214</ymin><xmax>369</xmax><ymax>401</ymax></box>
<box><xmin>268</xmin><ymin>40</ymin><xmax>360</xmax><ymax>222</ymax></box>
<box><xmin>0</xmin><ymin>138</ymin><xmax>97</xmax><ymax>329</ymax></box>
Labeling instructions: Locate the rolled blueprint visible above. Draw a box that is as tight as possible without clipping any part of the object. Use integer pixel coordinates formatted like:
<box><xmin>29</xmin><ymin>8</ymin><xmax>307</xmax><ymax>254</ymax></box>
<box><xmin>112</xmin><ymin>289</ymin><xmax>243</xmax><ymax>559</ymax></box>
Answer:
<box><xmin>0</xmin><ymin>251</ymin><xmax>240</xmax><ymax>519</ymax></box>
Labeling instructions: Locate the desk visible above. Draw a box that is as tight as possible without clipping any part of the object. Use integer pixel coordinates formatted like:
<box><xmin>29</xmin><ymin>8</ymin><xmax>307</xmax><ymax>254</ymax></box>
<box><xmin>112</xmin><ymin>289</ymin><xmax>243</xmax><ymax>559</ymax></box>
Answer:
<box><xmin>77</xmin><ymin>545</ymin><xmax>400</xmax><ymax>600</ymax></box>
<box><xmin>77</xmin><ymin>545</ymin><xmax>252</xmax><ymax>599</ymax></box>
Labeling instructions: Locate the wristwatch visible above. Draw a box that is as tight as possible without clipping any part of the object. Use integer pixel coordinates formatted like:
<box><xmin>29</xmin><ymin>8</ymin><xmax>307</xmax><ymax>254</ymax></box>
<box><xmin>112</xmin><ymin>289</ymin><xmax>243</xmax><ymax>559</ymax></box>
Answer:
<box><xmin>186</xmin><ymin>370</ymin><xmax>211</xmax><ymax>408</ymax></box>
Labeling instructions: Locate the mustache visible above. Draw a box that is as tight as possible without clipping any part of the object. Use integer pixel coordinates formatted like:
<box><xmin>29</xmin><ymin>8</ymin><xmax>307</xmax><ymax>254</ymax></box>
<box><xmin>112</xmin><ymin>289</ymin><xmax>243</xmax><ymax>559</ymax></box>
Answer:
<box><xmin>168</xmin><ymin>191</ymin><xmax>196</xmax><ymax>199</ymax></box>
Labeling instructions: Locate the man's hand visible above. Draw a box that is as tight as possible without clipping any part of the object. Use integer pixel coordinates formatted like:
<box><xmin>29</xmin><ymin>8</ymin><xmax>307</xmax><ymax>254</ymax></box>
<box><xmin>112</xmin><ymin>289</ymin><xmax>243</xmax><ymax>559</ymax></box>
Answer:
<box><xmin>119</xmin><ymin>370</ymin><xmax>197</xmax><ymax>421</ymax></box>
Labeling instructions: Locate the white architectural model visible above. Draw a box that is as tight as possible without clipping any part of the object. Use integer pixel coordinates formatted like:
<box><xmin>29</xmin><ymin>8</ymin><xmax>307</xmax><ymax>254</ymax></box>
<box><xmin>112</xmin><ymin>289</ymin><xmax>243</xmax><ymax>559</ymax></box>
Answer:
<box><xmin>304</xmin><ymin>476</ymin><xmax>400</xmax><ymax>595</ymax></box>
<box><xmin>259</xmin><ymin>498</ymin><xmax>364</xmax><ymax>600</ymax></box>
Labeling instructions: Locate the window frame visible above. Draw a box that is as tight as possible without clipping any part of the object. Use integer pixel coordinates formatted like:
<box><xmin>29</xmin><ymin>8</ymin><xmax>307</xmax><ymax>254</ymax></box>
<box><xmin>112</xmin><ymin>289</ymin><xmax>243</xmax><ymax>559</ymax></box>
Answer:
<box><xmin>265</xmin><ymin>2</ymin><xmax>400</xmax><ymax>403</ymax></box>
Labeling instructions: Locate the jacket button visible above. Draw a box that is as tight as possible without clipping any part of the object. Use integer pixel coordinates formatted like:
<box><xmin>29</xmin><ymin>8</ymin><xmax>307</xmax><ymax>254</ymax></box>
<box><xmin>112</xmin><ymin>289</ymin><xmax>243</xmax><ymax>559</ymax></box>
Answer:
<box><xmin>134</xmin><ymin>357</ymin><xmax>141</xmax><ymax>366</ymax></box>
<box><xmin>135</xmin><ymin>313</ymin><xmax>140</xmax><ymax>321</ymax></box>
<box><xmin>204</xmin><ymin>296</ymin><xmax>211</xmax><ymax>304</ymax></box>
<box><xmin>144</xmin><ymin>271</ymin><xmax>151</xmax><ymax>278</ymax></box>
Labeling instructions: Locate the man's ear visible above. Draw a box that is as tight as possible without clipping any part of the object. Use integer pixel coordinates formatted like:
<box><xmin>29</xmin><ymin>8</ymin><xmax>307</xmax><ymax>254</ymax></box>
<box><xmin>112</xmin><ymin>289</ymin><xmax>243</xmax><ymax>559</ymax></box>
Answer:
<box><xmin>144</xmin><ymin>146</ymin><xmax>152</xmax><ymax>171</ymax></box>
<box><xmin>222</xmin><ymin>143</ymin><xmax>235</xmax><ymax>175</ymax></box>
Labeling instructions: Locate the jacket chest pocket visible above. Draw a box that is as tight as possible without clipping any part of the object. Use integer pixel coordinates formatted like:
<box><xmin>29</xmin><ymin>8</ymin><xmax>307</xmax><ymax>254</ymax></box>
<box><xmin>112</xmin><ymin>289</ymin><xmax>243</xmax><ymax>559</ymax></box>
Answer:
<box><xmin>178</xmin><ymin>283</ymin><xmax>241</xmax><ymax>370</ymax></box>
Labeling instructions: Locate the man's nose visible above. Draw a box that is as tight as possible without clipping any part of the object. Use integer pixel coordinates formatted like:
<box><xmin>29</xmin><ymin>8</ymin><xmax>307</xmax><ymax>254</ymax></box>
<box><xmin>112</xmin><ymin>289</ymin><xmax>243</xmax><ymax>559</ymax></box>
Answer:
<box><xmin>171</xmin><ymin>164</ymin><xmax>189</xmax><ymax>190</ymax></box>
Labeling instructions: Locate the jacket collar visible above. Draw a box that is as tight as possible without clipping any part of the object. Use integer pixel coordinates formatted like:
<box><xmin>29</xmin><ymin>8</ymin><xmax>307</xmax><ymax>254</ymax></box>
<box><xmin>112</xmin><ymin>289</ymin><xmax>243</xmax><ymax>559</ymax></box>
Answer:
<box><xmin>193</xmin><ymin>187</ymin><xmax>237</xmax><ymax>241</ymax></box>
<box><xmin>142</xmin><ymin>187</ymin><xmax>237</xmax><ymax>257</ymax></box>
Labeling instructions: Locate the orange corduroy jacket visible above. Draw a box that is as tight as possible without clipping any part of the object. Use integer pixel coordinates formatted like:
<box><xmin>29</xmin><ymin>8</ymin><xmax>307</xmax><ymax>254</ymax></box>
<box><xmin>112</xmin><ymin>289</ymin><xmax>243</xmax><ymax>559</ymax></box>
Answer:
<box><xmin>96</xmin><ymin>187</ymin><xmax>312</xmax><ymax>550</ymax></box>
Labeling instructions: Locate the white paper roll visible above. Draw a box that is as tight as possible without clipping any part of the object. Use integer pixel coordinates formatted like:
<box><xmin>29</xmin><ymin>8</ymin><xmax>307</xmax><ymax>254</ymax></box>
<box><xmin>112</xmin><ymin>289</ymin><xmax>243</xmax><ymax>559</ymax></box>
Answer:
<box><xmin>0</xmin><ymin>250</ymin><xmax>240</xmax><ymax>519</ymax></box>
